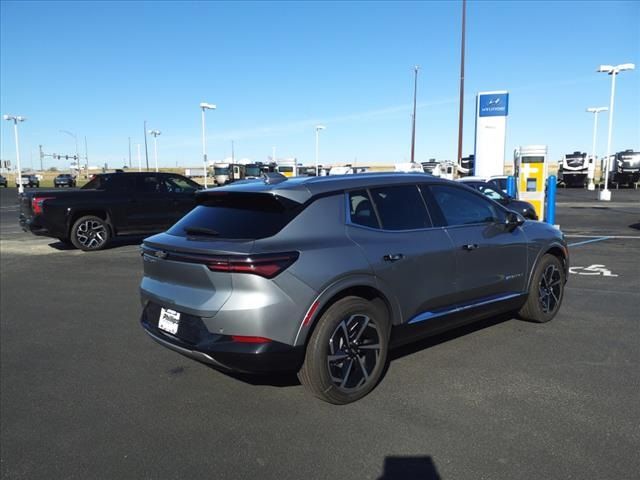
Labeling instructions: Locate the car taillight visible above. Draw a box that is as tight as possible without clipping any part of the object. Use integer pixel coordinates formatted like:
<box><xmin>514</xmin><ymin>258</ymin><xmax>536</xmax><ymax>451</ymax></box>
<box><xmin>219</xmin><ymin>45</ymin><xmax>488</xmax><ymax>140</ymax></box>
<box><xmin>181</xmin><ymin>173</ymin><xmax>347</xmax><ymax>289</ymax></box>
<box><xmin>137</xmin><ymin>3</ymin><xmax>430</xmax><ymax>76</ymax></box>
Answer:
<box><xmin>141</xmin><ymin>246</ymin><xmax>299</xmax><ymax>279</ymax></box>
<box><xmin>206</xmin><ymin>252</ymin><xmax>299</xmax><ymax>279</ymax></box>
<box><xmin>32</xmin><ymin>196</ymin><xmax>55</xmax><ymax>215</ymax></box>
<box><xmin>231</xmin><ymin>335</ymin><xmax>272</xmax><ymax>343</ymax></box>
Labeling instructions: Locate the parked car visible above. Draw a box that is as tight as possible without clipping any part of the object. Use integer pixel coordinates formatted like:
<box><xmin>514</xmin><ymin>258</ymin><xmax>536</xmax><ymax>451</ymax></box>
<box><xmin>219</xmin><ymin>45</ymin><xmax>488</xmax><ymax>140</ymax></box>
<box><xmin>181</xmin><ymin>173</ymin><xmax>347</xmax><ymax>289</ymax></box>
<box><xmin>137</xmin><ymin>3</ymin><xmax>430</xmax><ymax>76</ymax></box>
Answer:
<box><xmin>19</xmin><ymin>172</ymin><xmax>202</xmax><ymax>251</ymax></box>
<box><xmin>16</xmin><ymin>174</ymin><xmax>40</xmax><ymax>188</ymax></box>
<box><xmin>54</xmin><ymin>173</ymin><xmax>76</xmax><ymax>188</ymax></box>
<box><xmin>458</xmin><ymin>178</ymin><xmax>538</xmax><ymax>220</ymax></box>
<box><xmin>489</xmin><ymin>175</ymin><xmax>509</xmax><ymax>194</ymax></box>
<box><xmin>139</xmin><ymin>173</ymin><xmax>568</xmax><ymax>404</ymax></box>
<box><xmin>0</xmin><ymin>175</ymin><xmax>7</xmax><ymax>188</ymax></box>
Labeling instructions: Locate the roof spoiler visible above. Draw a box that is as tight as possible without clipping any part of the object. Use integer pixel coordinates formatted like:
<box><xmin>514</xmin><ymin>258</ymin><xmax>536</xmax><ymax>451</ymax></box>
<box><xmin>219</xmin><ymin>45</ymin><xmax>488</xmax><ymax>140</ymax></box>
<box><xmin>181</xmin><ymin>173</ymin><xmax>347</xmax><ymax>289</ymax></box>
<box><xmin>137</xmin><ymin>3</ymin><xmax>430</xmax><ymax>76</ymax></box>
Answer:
<box><xmin>262</xmin><ymin>172</ymin><xmax>287</xmax><ymax>184</ymax></box>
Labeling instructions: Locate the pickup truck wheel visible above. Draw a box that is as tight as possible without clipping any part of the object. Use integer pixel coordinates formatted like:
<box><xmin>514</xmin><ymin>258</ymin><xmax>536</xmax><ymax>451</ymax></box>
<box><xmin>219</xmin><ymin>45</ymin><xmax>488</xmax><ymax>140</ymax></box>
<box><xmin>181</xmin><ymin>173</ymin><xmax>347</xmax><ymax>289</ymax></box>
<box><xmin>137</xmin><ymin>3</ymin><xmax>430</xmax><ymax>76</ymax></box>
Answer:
<box><xmin>70</xmin><ymin>215</ymin><xmax>111</xmax><ymax>251</ymax></box>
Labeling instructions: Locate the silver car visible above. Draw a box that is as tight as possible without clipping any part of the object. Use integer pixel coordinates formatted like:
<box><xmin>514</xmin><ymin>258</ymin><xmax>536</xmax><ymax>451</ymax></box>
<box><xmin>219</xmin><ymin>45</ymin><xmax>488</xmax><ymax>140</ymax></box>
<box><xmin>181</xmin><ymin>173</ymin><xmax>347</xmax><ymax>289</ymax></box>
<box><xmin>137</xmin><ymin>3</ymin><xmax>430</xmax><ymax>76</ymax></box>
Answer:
<box><xmin>139</xmin><ymin>173</ymin><xmax>568</xmax><ymax>404</ymax></box>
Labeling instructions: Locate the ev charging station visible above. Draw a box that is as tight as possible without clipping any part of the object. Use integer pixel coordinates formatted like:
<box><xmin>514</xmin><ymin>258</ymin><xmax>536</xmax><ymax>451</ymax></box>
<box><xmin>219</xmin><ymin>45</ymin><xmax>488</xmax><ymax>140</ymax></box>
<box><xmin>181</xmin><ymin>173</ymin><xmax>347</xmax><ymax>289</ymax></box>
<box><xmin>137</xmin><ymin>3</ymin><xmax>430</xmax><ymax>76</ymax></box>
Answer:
<box><xmin>514</xmin><ymin>145</ymin><xmax>548</xmax><ymax>220</ymax></box>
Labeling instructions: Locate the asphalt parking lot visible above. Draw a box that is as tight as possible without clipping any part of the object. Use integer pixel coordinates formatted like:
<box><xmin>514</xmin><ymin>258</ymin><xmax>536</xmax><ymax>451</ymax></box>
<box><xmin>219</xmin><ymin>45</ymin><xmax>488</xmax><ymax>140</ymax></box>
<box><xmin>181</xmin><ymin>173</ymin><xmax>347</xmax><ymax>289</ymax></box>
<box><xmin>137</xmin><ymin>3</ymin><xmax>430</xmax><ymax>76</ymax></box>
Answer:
<box><xmin>1</xmin><ymin>186</ymin><xmax>639</xmax><ymax>480</ymax></box>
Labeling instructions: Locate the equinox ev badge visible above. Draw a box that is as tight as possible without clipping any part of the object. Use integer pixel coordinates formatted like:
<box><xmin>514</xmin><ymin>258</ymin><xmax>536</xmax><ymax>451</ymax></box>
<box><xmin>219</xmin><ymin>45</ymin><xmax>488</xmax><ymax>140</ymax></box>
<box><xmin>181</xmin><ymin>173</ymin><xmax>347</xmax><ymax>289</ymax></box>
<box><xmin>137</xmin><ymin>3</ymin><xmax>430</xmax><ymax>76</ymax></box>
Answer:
<box><xmin>154</xmin><ymin>250</ymin><xmax>168</xmax><ymax>259</ymax></box>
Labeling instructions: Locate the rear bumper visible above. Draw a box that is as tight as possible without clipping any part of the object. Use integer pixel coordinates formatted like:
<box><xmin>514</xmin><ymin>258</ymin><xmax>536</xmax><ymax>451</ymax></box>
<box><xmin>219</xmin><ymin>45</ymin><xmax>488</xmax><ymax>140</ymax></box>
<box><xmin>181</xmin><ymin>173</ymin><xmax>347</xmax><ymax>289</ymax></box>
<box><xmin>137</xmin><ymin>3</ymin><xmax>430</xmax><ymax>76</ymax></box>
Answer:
<box><xmin>19</xmin><ymin>214</ymin><xmax>52</xmax><ymax>237</ymax></box>
<box><xmin>140</xmin><ymin>302</ymin><xmax>304</xmax><ymax>374</ymax></box>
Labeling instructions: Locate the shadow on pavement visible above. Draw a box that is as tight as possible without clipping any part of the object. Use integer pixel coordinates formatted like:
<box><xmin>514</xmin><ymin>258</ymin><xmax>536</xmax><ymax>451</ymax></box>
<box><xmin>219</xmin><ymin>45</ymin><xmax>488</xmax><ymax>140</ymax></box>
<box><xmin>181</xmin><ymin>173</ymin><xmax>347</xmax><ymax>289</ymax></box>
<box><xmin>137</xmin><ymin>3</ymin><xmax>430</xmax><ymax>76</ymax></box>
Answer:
<box><xmin>378</xmin><ymin>456</ymin><xmax>441</xmax><ymax>480</ymax></box>
<box><xmin>216</xmin><ymin>313</ymin><xmax>514</xmax><ymax>389</ymax></box>
<box><xmin>389</xmin><ymin>313</ymin><xmax>513</xmax><ymax>362</ymax></box>
<box><xmin>47</xmin><ymin>235</ymin><xmax>147</xmax><ymax>251</ymax></box>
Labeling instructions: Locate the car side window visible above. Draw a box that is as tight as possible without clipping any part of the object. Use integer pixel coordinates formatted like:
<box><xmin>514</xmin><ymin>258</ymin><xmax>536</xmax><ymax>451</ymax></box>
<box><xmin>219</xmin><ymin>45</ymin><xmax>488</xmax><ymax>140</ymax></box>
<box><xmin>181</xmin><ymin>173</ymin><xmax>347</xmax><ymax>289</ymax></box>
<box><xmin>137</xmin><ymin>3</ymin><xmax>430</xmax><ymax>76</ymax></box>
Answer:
<box><xmin>106</xmin><ymin>175</ymin><xmax>136</xmax><ymax>191</ymax></box>
<box><xmin>163</xmin><ymin>174</ymin><xmax>199</xmax><ymax>193</ymax></box>
<box><xmin>369</xmin><ymin>185</ymin><xmax>432</xmax><ymax>230</ymax></box>
<box><xmin>348</xmin><ymin>190</ymin><xmax>379</xmax><ymax>229</ymax></box>
<box><xmin>476</xmin><ymin>184</ymin><xmax>504</xmax><ymax>201</ymax></box>
<box><xmin>428</xmin><ymin>184</ymin><xmax>502</xmax><ymax>226</ymax></box>
<box><xmin>136</xmin><ymin>175</ymin><xmax>160</xmax><ymax>193</ymax></box>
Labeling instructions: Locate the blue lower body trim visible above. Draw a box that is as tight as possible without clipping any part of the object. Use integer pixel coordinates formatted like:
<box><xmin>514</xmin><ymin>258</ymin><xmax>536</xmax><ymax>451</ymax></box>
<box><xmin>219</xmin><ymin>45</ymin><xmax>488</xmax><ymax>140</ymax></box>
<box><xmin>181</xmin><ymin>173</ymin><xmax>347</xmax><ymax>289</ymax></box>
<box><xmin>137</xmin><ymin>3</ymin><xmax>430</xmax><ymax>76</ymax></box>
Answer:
<box><xmin>408</xmin><ymin>292</ymin><xmax>524</xmax><ymax>325</ymax></box>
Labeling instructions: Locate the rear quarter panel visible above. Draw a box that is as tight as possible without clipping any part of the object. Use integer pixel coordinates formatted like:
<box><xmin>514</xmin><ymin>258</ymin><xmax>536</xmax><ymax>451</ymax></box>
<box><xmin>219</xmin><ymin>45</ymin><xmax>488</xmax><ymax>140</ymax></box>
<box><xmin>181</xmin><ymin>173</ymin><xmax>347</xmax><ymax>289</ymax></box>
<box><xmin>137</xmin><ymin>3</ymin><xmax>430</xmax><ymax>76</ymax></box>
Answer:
<box><xmin>253</xmin><ymin>194</ymin><xmax>383</xmax><ymax>346</ymax></box>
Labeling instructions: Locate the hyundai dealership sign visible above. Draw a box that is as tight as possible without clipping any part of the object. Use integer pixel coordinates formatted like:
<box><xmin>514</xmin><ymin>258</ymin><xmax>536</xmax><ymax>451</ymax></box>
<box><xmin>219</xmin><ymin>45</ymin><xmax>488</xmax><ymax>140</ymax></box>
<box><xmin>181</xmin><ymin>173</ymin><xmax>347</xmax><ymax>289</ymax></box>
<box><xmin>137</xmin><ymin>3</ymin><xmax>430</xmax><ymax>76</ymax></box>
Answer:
<box><xmin>478</xmin><ymin>92</ymin><xmax>509</xmax><ymax>117</ymax></box>
<box><xmin>474</xmin><ymin>90</ymin><xmax>509</xmax><ymax>177</ymax></box>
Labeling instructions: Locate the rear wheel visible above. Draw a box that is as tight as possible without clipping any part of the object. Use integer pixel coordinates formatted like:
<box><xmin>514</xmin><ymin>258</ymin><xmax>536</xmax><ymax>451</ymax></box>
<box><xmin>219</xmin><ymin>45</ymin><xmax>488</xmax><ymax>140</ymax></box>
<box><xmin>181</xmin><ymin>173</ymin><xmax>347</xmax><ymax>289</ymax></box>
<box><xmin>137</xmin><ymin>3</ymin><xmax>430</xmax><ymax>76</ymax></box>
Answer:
<box><xmin>70</xmin><ymin>215</ymin><xmax>112</xmax><ymax>251</ymax></box>
<box><xmin>519</xmin><ymin>254</ymin><xmax>565</xmax><ymax>323</ymax></box>
<box><xmin>298</xmin><ymin>296</ymin><xmax>390</xmax><ymax>404</ymax></box>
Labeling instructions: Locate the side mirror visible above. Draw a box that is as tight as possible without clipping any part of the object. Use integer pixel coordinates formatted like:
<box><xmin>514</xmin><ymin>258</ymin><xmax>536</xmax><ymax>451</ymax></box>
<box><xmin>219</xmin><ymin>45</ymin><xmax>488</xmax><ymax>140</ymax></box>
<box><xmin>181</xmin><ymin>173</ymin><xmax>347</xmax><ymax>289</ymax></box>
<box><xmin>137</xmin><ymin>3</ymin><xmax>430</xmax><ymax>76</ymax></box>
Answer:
<box><xmin>505</xmin><ymin>211</ymin><xmax>525</xmax><ymax>230</ymax></box>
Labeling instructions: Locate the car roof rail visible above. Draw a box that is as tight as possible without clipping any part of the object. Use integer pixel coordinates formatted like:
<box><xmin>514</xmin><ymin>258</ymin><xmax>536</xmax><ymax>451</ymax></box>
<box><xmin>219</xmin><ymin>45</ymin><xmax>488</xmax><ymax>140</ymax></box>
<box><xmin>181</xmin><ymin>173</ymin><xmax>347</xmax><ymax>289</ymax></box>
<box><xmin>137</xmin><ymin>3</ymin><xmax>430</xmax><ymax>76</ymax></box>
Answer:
<box><xmin>263</xmin><ymin>172</ymin><xmax>288</xmax><ymax>184</ymax></box>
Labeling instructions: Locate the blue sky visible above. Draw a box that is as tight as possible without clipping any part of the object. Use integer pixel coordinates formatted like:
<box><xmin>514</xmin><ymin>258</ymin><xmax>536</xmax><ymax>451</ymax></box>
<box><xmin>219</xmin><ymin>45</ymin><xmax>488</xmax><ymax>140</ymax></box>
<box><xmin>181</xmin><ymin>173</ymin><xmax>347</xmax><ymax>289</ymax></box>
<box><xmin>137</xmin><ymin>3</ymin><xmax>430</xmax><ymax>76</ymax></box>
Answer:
<box><xmin>1</xmin><ymin>0</ymin><xmax>638</xmax><ymax>170</ymax></box>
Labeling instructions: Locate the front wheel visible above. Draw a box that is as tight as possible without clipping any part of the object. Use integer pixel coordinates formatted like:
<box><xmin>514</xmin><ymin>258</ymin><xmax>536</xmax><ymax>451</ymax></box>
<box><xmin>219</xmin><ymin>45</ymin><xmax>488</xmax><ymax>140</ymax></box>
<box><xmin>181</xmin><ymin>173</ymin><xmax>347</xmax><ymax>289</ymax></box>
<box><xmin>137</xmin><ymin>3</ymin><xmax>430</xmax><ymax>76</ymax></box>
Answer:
<box><xmin>518</xmin><ymin>254</ymin><xmax>565</xmax><ymax>323</ymax></box>
<box><xmin>298</xmin><ymin>296</ymin><xmax>390</xmax><ymax>404</ymax></box>
<box><xmin>70</xmin><ymin>215</ymin><xmax>112</xmax><ymax>251</ymax></box>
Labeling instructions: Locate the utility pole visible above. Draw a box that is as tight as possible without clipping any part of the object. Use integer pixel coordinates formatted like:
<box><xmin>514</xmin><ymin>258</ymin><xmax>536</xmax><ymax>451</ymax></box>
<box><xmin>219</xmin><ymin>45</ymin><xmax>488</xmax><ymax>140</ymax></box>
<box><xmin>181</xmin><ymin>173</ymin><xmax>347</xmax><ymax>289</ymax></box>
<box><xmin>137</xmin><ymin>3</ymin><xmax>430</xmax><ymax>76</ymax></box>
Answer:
<box><xmin>128</xmin><ymin>137</ymin><xmax>132</xmax><ymax>168</ymax></box>
<box><xmin>457</xmin><ymin>0</ymin><xmax>467</xmax><ymax>168</ymax></box>
<box><xmin>39</xmin><ymin>145</ymin><xmax>44</xmax><ymax>171</ymax></box>
<box><xmin>410</xmin><ymin>65</ymin><xmax>419</xmax><ymax>164</ymax></box>
<box><xmin>231</xmin><ymin>140</ymin><xmax>235</xmax><ymax>162</ymax></box>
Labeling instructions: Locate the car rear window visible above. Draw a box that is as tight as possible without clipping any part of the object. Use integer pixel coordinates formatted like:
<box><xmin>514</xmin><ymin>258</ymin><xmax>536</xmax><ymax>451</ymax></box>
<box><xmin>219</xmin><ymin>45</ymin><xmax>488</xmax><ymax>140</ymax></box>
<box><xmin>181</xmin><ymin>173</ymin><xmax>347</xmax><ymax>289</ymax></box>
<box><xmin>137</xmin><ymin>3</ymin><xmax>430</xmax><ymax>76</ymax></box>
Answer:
<box><xmin>167</xmin><ymin>193</ymin><xmax>302</xmax><ymax>240</ymax></box>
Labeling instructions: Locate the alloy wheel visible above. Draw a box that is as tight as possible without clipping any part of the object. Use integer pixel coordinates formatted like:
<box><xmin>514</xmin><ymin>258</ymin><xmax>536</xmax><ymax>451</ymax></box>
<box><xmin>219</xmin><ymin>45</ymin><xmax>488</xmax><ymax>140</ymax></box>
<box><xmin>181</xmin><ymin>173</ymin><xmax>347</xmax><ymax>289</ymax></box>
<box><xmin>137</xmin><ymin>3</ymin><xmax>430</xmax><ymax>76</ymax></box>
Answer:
<box><xmin>538</xmin><ymin>264</ymin><xmax>562</xmax><ymax>314</ymax></box>
<box><xmin>327</xmin><ymin>314</ymin><xmax>381</xmax><ymax>392</ymax></box>
<box><xmin>76</xmin><ymin>220</ymin><xmax>107</xmax><ymax>249</ymax></box>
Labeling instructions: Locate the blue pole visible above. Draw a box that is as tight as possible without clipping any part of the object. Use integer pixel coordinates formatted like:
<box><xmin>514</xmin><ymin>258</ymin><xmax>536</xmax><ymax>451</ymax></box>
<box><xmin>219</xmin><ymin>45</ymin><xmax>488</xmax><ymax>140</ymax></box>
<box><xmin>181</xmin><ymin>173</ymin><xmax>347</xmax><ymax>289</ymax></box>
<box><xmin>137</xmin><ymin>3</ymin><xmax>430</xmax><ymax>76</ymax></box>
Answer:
<box><xmin>546</xmin><ymin>175</ymin><xmax>556</xmax><ymax>224</ymax></box>
<box><xmin>506</xmin><ymin>175</ymin><xmax>516</xmax><ymax>198</ymax></box>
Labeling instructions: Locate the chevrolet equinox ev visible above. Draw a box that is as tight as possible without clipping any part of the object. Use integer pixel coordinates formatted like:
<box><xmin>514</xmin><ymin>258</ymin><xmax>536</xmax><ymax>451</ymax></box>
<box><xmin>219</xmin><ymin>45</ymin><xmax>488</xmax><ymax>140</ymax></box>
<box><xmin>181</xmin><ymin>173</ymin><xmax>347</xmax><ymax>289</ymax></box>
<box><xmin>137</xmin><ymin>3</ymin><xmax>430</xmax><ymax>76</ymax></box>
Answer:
<box><xmin>139</xmin><ymin>173</ymin><xmax>568</xmax><ymax>404</ymax></box>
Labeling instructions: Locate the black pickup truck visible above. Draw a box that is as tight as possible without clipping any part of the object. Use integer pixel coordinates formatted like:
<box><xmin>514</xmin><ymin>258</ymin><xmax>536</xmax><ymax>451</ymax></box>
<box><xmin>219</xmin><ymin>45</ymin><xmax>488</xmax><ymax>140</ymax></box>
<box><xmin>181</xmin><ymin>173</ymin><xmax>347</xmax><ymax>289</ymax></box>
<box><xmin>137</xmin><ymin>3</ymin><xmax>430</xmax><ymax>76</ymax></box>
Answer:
<box><xmin>20</xmin><ymin>172</ymin><xmax>202</xmax><ymax>251</ymax></box>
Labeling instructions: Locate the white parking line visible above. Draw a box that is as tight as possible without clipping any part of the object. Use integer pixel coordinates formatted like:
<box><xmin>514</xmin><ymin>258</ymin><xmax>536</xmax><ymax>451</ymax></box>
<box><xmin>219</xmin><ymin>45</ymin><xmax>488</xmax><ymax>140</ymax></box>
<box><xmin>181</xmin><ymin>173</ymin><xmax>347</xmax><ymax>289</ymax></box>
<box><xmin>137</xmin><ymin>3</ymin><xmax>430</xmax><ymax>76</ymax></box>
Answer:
<box><xmin>568</xmin><ymin>237</ymin><xmax>610</xmax><ymax>247</ymax></box>
<box><xmin>565</xmin><ymin>234</ymin><xmax>640</xmax><ymax>239</ymax></box>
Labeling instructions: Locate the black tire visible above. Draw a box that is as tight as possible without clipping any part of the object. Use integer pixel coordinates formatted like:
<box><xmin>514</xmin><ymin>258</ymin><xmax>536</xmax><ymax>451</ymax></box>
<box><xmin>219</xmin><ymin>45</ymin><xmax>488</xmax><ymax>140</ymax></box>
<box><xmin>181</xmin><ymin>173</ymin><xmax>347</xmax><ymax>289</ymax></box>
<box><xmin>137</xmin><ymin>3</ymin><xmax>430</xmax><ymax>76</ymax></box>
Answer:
<box><xmin>298</xmin><ymin>296</ymin><xmax>390</xmax><ymax>404</ymax></box>
<box><xmin>518</xmin><ymin>254</ymin><xmax>565</xmax><ymax>323</ymax></box>
<box><xmin>70</xmin><ymin>215</ymin><xmax>112</xmax><ymax>251</ymax></box>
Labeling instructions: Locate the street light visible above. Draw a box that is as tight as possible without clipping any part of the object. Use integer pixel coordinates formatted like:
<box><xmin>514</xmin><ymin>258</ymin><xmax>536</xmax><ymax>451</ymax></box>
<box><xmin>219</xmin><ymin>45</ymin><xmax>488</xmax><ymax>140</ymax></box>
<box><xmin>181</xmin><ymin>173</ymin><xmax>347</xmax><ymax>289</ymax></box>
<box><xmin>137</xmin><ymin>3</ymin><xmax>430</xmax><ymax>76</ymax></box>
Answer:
<box><xmin>200</xmin><ymin>102</ymin><xmax>216</xmax><ymax>188</ymax></box>
<box><xmin>596</xmin><ymin>62</ymin><xmax>635</xmax><ymax>201</ymax></box>
<box><xmin>148</xmin><ymin>130</ymin><xmax>161</xmax><ymax>172</ymax></box>
<box><xmin>315</xmin><ymin>125</ymin><xmax>326</xmax><ymax>176</ymax></box>
<box><xmin>3</xmin><ymin>114</ymin><xmax>26</xmax><ymax>194</ymax></box>
<box><xmin>586</xmin><ymin>107</ymin><xmax>608</xmax><ymax>191</ymax></box>
<box><xmin>60</xmin><ymin>130</ymin><xmax>80</xmax><ymax>176</ymax></box>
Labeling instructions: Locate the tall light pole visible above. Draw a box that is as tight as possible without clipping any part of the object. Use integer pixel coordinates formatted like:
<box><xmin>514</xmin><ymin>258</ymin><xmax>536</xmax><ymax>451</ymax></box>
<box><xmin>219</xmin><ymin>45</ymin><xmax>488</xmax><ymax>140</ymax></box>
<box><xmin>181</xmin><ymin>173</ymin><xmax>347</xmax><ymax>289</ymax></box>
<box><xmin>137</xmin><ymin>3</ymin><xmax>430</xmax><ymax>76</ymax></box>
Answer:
<box><xmin>586</xmin><ymin>106</ymin><xmax>608</xmax><ymax>191</ymax></box>
<box><xmin>597</xmin><ymin>63</ymin><xmax>635</xmax><ymax>201</ymax></box>
<box><xmin>84</xmin><ymin>136</ymin><xmax>89</xmax><ymax>178</ymax></box>
<box><xmin>60</xmin><ymin>129</ymin><xmax>80</xmax><ymax>175</ymax></box>
<box><xmin>143</xmin><ymin>120</ymin><xmax>149</xmax><ymax>171</ymax></box>
<box><xmin>3</xmin><ymin>114</ymin><xmax>26</xmax><ymax>194</ymax></box>
<box><xmin>148</xmin><ymin>130</ymin><xmax>161</xmax><ymax>172</ymax></box>
<box><xmin>410</xmin><ymin>65</ymin><xmax>419</xmax><ymax>163</ymax></box>
<box><xmin>456</xmin><ymin>0</ymin><xmax>467</xmax><ymax>169</ymax></box>
<box><xmin>200</xmin><ymin>102</ymin><xmax>216</xmax><ymax>188</ymax></box>
<box><xmin>128</xmin><ymin>137</ymin><xmax>132</xmax><ymax>169</ymax></box>
<box><xmin>315</xmin><ymin>125</ymin><xmax>326</xmax><ymax>176</ymax></box>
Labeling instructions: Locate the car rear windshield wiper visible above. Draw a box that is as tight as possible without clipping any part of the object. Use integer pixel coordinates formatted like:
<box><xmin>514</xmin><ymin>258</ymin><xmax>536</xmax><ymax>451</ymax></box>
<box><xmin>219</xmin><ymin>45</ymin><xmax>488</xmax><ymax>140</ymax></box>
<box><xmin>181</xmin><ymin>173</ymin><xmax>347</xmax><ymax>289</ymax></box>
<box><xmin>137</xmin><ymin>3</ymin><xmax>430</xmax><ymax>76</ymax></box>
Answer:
<box><xmin>184</xmin><ymin>227</ymin><xmax>220</xmax><ymax>236</ymax></box>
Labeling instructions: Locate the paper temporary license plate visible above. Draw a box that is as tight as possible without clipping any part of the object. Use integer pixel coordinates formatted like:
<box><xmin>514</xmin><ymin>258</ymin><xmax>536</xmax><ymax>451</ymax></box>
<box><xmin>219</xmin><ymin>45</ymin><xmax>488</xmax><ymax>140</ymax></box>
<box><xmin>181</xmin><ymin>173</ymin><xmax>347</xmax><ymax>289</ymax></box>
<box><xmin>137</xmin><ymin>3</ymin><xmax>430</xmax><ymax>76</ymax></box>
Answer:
<box><xmin>158</xmin><ymin>308</ymin><xmax>180</xmax><ymax>335</ymax></box>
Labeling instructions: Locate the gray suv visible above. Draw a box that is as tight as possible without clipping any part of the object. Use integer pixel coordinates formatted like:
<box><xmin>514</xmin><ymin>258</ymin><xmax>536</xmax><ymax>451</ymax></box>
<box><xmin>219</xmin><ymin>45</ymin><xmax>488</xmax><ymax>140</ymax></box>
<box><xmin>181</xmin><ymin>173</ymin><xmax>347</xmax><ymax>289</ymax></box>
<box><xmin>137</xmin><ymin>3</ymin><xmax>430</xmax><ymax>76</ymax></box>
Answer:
<box><xmin>139</xmin><ymin>173</ymin><xmax>568</xmax><ymax>404</ymax></box>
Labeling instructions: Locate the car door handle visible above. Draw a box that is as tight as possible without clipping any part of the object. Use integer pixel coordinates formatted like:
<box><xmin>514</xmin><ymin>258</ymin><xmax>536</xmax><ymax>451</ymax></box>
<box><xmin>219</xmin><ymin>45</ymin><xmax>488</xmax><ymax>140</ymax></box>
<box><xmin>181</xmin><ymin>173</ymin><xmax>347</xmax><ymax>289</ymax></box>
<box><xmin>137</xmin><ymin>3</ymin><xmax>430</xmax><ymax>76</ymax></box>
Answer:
<box><xmin>383</xmin><ymin>253</ymin><xmax>404</xmax><ymax>262</ymax></box>
<box><xmin>462</xmin><ymin>244</ymin><xmax>479</xmax><ymax>251</ymax></box>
